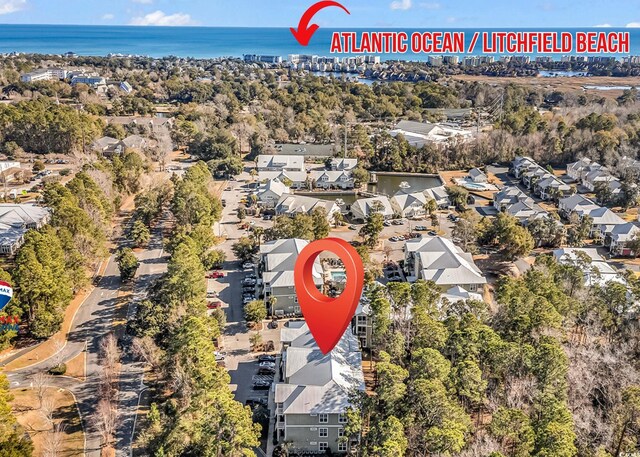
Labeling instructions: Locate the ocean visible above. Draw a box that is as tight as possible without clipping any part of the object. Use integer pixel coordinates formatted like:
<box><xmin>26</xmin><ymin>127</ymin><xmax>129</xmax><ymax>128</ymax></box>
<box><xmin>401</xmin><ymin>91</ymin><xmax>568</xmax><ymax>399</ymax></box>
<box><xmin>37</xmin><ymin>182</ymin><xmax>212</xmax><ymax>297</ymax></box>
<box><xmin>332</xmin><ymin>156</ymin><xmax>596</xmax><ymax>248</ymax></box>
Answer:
<box><xmin>0</xmin><ymin>24</ymin><xmax>638</xmax><ymax>61</ymax></box>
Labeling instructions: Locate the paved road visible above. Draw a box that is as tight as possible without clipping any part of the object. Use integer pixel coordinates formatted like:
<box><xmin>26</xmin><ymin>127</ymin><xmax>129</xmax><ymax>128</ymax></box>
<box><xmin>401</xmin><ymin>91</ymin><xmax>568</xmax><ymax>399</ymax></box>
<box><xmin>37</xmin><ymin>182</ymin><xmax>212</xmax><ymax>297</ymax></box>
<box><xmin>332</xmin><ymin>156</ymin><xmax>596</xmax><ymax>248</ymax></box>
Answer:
<box><xmin>115</xmin><ymin>214</ymin><xmax>170</xmax><ymax>457</ymax></box>
<box><xmin>7</xmin><ymin>252</ymin><xmax>122</xmax><ymax>456</ymax></box>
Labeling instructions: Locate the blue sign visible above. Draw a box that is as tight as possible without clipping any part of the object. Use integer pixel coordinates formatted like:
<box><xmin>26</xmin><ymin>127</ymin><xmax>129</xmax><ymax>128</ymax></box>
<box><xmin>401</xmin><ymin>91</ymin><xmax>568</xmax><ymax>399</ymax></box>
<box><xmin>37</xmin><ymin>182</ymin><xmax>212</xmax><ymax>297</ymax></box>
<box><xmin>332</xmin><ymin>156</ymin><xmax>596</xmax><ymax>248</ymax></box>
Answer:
<box><xmin>0</xmin><ymin>281</ymin><xmax>12</xmax><ymax>311</ymax></box>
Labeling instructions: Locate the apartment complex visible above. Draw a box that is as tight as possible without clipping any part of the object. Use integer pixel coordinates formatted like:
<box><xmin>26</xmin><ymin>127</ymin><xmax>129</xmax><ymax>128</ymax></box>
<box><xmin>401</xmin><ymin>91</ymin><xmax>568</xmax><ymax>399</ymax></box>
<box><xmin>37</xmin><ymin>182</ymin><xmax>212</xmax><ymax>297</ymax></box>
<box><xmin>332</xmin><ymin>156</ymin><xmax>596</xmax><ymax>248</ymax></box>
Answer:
<box><xmin>274</xmin><ymin>321</ymin><xmax>364</xmax><ymax>454</ymax></box>
<box><xmin>0</xmin><ymin>204</ymin><xmax>50</xmax><ymax>255</ymax></box>
<box><xmin>256</xmin><ymin>155</ymin><xmax>305</xmax><ymax>172</ymax></box>
<box><xmin>259</xmin><ymin>239</ymin><xmax>322</xmax><ymax>316</ymax></box>
<box><xmin>404</xmin><ymin>235</ymin><xmax>487</xmax><ymax>292</ymax></box>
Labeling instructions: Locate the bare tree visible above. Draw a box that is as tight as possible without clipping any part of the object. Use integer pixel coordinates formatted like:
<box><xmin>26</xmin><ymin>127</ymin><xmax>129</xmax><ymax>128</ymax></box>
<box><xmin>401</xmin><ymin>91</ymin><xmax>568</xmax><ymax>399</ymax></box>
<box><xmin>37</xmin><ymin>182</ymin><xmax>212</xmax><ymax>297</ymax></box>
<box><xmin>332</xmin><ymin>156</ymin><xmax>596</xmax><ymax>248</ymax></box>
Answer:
<box><xmin>51</xmin><ymin>339</ymin><xmax>65</xmax><ymax>368</ymax></box>
<box><xmin>42</xmin><ymin>422</ymin><xmax>65</xmax><ymax>457</ymax></box>
<box><xmin>40</xmin><ymin>396</ymin><xmax>56</xmax><ymax>429</ymax></box>
<box><xmin>131</xmin><ymin>336</ymin><xmax>161</xmax><ymax>372</ymax></box>
<box><xmin>93</xmin><ymin>399</ymin><xmax>117</xmax><ymax>450</ymax></box>
<box><xmin>33</xmin><ymin>371</ymin><xmax>50</xmax><ymax>409</ymax></box>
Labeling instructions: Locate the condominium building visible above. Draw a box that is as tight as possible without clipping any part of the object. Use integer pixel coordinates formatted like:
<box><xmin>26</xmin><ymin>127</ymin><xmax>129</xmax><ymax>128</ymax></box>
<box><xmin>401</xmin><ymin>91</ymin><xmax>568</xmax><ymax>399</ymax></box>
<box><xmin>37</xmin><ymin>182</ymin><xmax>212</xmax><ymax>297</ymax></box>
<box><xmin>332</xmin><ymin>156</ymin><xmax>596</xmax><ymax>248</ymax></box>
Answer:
<box><xmin>274</xmin><ymin>321</ymin><xmax>364</xmax><ymax>454</ymax></box>
<box><xmin>259</xmin><ymin>239</ymin><xmax>322</xmax><ymax>316</ymax></box>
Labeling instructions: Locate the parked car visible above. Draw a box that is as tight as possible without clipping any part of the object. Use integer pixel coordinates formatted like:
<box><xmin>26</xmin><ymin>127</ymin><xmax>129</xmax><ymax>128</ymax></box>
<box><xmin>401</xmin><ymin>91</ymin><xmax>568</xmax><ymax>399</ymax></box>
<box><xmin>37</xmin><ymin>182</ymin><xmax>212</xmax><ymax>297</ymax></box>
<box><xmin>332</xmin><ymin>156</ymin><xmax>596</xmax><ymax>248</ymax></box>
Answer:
<box><xmin>206</xmin><ymin>291</ymin><xmax>218</xmax><ymax>298</ymax></box>
<box><xmin>415</xmin><ymin>226</ymin><xmax>428</xmax><ymax>231</ymax></box>
<box><xmin>207</xmin><ymin>301</ymin><xmax>222</xmax><ymax>309</ymax></box>
<box><xmin>206</xmin><ymin>271</ymin><xmax>224</xmax><ymax>279</ymax></box>
<box><xmin>259</xmin><ymin>361</ymin><xmax>276</xmax><ymax>368</ymax></box>
<box><xmin>243</xmin><ymin>279</ymin><xmax>257</xmax><ymax>286</ymax></box>
<box><xmin>214</xmin><ymin>351</ymin><xmax>226</xmax><ymax>362</ymax></box>
<box><xmin>245</xmin><ymin>397</ymin><xmax>268</xmax><ymax>408</ymax></box>
<box><xmin>392</xmin><ymin>220</ymin><xmax>404</xmax><ymax>225</ymax></box>
<box><xmin>245</xmin><ymin>273</ymin><xmax>257</xmax><ymax>279</ymax></box>
<box><xmin>258</xmin><ymin>367</ymin><xmax>276</xmax><ymax>375</ymax></box>
<box><xmin>383</xmin><ymin>221</ymin><xmax>392</xmax><ymax>227</ymax></box>
<box><xmin>258</xmin><ymin>355</ymin><xmax>276</xmax><ymax>363</ymax></box>
<box><xmin>427</xmin><ymin>231</ymin><xmax>437</xmax><ymax>236</ymax></box>
<box><xmin>252</xmin><ymin>380</ymin><xmax>272</xmax><ymax>390</ymax></box>
<box><xmin>242</xmin><ymin>262</ymin><xmax>255</xmax><ymax>269</ymax></box>
<box><xmin>263</xmin><ymin>215</ymin><xmax>273</xmax><ymax>220</ymax></box>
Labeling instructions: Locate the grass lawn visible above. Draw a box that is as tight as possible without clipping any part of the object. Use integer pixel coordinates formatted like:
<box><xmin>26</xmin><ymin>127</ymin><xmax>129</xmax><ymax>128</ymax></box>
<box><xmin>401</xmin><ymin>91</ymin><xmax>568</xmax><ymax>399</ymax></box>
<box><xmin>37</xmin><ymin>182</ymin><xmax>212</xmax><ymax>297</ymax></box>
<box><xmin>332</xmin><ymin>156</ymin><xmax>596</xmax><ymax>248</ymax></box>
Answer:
<box><xmin>11</xmin><ymin>387</ymin><xmax>84</xmax><ymax>457</ymax></box>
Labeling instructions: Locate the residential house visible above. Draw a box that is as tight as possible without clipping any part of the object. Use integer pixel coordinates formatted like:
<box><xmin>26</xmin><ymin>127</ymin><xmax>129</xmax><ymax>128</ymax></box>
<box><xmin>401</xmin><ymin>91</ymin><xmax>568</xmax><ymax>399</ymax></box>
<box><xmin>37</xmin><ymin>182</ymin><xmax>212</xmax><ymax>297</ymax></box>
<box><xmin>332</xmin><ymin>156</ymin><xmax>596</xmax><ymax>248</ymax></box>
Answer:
<box><xmin>0</xmin><ymin>204</ymin><xmax>50</xmax><ymax>255</ymax></box>
<box><xmin>275</xmin><ymin>195</ymin><xmax>340</xmax><ymax>221</ymax></box>
<box><xmin>586</xmin><ymin>207</ymin><xmax>627</xmax><ymax>239</ymax></box>
<box><xmin>350</xmin><ymin>196</ymin><xmax>395</xmax><ymax>221</ymax></box>
<box><xmin>468</xmin><ymin>168</ymin><xmax>487</xmax><ymax>183</ymax></box>
<box><xmin>121</xmin><ymin>135</ymin><xmax>147</xmax><ymax>151</ymax></box>
<box><xmin>256</xmin><ymin>178</ymin><xmax>290</xmax><ymax>208</ymax></box>
<box><xmin>440</xmin><ymin>285</ymin><xmax>484</xmax><ymax>307</ymax></box>
<box><xmin>606</xmin><ymin>222</ymin><xmax>640</xmax><ymax>256</ymax></box>
<box><xmin>534</xmin><ymin>174</ymin><xmax>571</xmax><ymax>200</ymax></box>
<box><xmin>566</xmin><ymin>157</ymin><xmax>592</xmax><ymax>181</ymax></box>
<box><xmin>257</xmin><ymin>154</ymin><xmax>305</xmax><ymax>172</ymax></box>
<box><xmin>580</xmin><ymin>162</ymin><xmax>608</xmax><ymax>184</ymax></box>
<box><xmin>404</xmin><ymin>236</ymin><xmax>487</xmax><ymax>292</ymax></box>
<box><xmin>274</xmin><ymin>322</ymin><xmax>364</xmax><ymax>454</ymax></box>
<box><xmin>584</xmin><ymin>168</ymin><xmax>615</xmax><ymax>192</ymax></box>
<box><xmin>91</xmin><ymin>136</ymin><xmax>124</xmax><ymax>157</ymax></box>
<box><xmin>493</xmin><ymin>186</ymin><xmax>534</xmax><ymax>211</ymax></box>
<box><xmin>521</xmin><ymin>166</ymin><xmax>548</xmax><ymax>189</ymax></box>
<box><xmin>390</xmin><ymin>191</ymin><xmax>430</xmax><ymax>219</ymax></box>
<box><xmin>423</xmin><ymin>186</ymin><xmax>451</xmax><ymax>208</ymax></box>
<box><xmin>329</xmin><ymin>158</ymin><xmax>358</xmax><ymax>171</ymax></box>
<box><xmin>258</xmin><ymin>170</ymin><xmax>308</xmax><ymax>189</ymax></box>
<box><xmin>558</xmin><ymin>194</ymin><xmax>599</xmax><ymax>218</ymax></box>
<box><xmin>309</xmin><ymin>170</ymin><xmax>354</xmax><ymax>190</ymax></box>
<box><xmin>259</xmin><ymin>239</ymin><xmax>322</xmax><ymax>316</ymax></box>
<box><xmin>389</xmin><ymin>120</ymin><xmax>473</xmax><ymax>147</ymax></box>
<box><xmin>512</xmin><ymin>156</ymin><xmax>537</xmax><ymax>179</ymax></box>
<box><xmin>619</xmin><ymin>156</ymin><xmax>640</xmax><ymax>174</ymax></box>
<box><xmin>552</xmin><ymin>248</ymin><xmax>624</xmax><ymax>286</ymax></box>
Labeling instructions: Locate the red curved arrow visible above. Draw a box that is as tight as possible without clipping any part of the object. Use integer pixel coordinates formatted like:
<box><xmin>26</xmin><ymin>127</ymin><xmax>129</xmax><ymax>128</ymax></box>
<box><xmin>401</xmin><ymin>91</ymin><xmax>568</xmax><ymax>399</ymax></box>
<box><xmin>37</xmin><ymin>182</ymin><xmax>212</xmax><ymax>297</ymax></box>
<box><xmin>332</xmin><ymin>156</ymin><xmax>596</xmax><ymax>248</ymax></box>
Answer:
<box><xmin>290</xmin><ymin>1</ymin><xmax>350</xmax><ymax>46</ymax></box>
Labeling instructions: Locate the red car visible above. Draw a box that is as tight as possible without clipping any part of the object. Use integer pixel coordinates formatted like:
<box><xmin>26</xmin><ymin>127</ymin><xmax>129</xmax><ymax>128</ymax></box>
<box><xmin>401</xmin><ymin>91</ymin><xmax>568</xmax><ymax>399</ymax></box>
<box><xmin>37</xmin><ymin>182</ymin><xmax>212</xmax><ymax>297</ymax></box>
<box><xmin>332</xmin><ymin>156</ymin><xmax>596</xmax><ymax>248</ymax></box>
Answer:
<box><xmin>206</xmin><ymin>271</ymin><xmax>224</xmax><ymax>279</ymax></box>
<box><xmin>207</xmin><ymin>300</ymin><xmax>222</xmax><ymax>309</ymax></box>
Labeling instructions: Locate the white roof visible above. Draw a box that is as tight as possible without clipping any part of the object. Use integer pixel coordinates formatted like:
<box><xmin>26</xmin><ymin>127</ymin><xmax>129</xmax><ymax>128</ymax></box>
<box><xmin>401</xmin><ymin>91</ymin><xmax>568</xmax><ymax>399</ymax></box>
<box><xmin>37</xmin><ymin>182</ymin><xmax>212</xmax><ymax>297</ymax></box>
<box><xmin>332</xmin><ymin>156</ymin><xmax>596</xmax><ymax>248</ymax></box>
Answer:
<box><xmin>258</xmin><ymin>170</ymin><xmax>308</xmax><ymax>184</ymax></box>
<box><xmin>423</xmin><ymin>185</ymin><xmax>449</xmax><ymax>203</ymax></box>
<box><xmin>260</xmin><ymin>239</ymin><xmax>322</xmax><ymax>287</ymax></box>
<box><xmin>585</xmin><ymin>207</ymin><xmax>627</xmax><ymax>226</ymax></box>
<box><xmin>553</xmin><ymin>248</ymin><xmax>623</xmax><ymax>286</ymax></box>
<box><xmin>559</xmin><ymin>194</ymin><xmax>596</xmax><ymax>211</ymax></box>
<box><xmin>276</xmin><ymin>195</ymin><xmax>338</xmax><ymax>218</ymax></box>
<box><xmin>440</xmin><ymin>285</ymin><xmax>483</xmax><ymax>304</ymax></box>
<box><xmin>257</xmin><ymin>178</ymin><xmax>290</xmax><ymax>199</ymax></box>
<box><xmin>257</xmin><ymin>154</ymin><xmax>304</xmax><ymax>171</ymax></box>
<box><xmin>407</xmin><ymin>236</ymin><xmax>487</xmax><ymax>286</ymax></box>
<box><xmin>330</xmin><ymin>158</ymin><xmax>358</xmax><ymax>170</ymax></box>
<box><xmin>275</xmin><ymin>323</ymin><xmax>364</xmax><ymax>415</ymax></box>
<box><xmin>309</xmin><ymin>170</ymin><xmax>352</xmax><ymax>183</ymax></box>
<box><xmin>567</xmin><ymin>157</ymin><xmax>592</xmax><ymax>172</ymax></box>
<box><xmin>610</xmin><ymin>222</ymin><xmax>640</xmax><ymax>242</ymax></box>
<box><xmin>352</xmin><ymin>196</ymin><xmax>394</xmax><ymax>218</ymax></box>
<box><xmin>494</xmin><ymin>186</ymin><xmax>534</xmax><ymax>207</ymax></box>
<box><xmin>0</xmin><ymin>204</ymin><xmax>49</xmax><ymax>228</ymax></box>
<box><xmin>391</xmin><ymin>190</ymin><xmax>428</xmax><ymax>212</ymax></box>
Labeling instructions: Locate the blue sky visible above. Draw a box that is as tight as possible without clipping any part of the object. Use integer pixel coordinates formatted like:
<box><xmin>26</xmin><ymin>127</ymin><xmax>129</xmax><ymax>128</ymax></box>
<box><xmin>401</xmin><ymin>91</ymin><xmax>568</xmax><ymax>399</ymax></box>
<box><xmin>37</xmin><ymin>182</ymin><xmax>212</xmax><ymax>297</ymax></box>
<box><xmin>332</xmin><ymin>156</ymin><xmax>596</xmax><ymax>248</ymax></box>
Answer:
<box><xmin>0</xmin><ymin>0</ymin><xmax>639</xmax><ymax>28</ymax></box>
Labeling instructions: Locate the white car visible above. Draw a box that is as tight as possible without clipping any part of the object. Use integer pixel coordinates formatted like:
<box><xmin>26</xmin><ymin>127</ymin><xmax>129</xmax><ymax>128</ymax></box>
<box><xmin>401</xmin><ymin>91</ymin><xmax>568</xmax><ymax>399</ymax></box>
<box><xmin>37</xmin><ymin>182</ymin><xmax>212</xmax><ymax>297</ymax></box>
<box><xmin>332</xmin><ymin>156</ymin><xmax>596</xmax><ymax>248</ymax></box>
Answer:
<box><xmin>242</xmin><ymin>262</ymin><xmax>255</xmax><ymax>269</ymax></box>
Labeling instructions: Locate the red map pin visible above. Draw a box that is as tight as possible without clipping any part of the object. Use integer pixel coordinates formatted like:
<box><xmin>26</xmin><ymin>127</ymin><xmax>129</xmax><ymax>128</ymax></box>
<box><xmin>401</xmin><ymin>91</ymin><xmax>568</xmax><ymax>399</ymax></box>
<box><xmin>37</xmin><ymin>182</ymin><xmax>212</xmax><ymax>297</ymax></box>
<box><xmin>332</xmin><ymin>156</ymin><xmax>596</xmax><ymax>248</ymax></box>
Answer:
<box><xmin>294</xmin><ymin>238</ymin><xmax>365</xmax><ymax>354</ymax></box>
